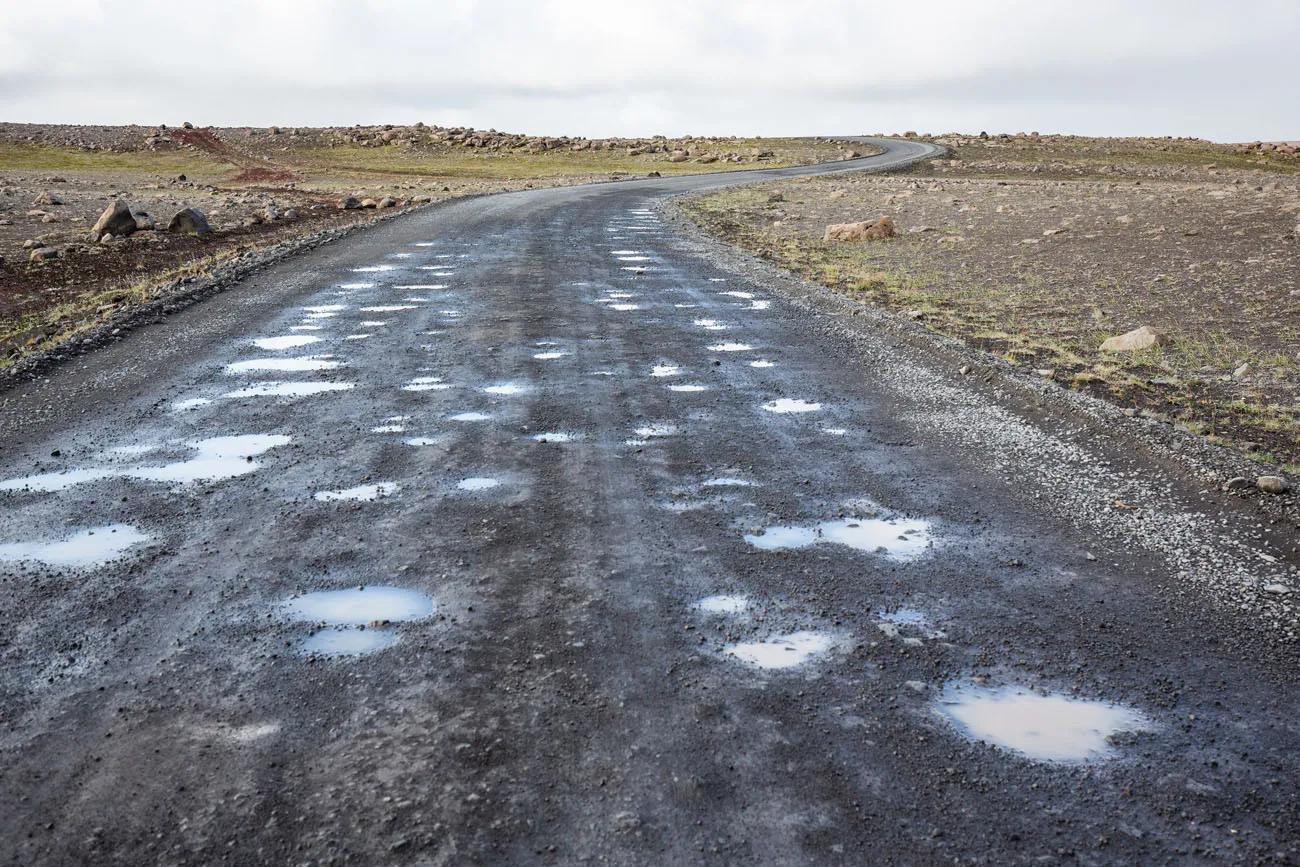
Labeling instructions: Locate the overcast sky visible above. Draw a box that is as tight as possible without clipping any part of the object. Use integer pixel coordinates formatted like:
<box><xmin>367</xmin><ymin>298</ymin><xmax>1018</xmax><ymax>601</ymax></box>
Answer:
<box><xmin>1</xmin><ymin>0</ymin><xmax>1295</xmax><ymax>142</ymax></box>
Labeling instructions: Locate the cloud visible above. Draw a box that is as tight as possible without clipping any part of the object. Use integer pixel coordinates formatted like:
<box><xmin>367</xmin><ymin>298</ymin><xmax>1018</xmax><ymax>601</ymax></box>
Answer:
<box><xmin>1</xmin><ymin>0</ymin><xmax>1295</xmax><ymax>140</ymax></box>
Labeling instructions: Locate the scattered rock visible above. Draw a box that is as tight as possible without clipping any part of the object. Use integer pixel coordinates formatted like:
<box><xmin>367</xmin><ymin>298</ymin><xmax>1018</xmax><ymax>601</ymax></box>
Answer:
<box><xmin>829</xmin><ymin>189</ymin><xmax>848</xmax><ymax>199</ymax></box>
<box><xmin>667</xmin><ymin>151</ymin><xmax>689</xmax><ymax>163</ymax></box>
<box><xmin>131</xmin><ymin>208</ymin><xmax>155</xmax><ymax>231</ymax></box>
<box><xmin>768</xmin><ymin>192</ymin><xmax>785</xmax><ymax>203</ymax></box>
<box><xmin>167</xmin><ymin>207</ymin><xmax>212</xmax><ymax>236</ymax></box>
<box><xmin>29</xmin><ymin>247</ymin><xmax>58</xmax><ymax>262</ymax></box>
<box><xmin>377</xmin><ymin>197</ymin><xmax>397</xmax><ymax>209</ymax></box>
<box><xmin>359</xmin><ymin>198</ymin><xmax>379</xmax><ymax>209</ymax></box>
<box><xmin>32</xmin><ymin>191</ymin><xmax>62</xmax><ymax>206</ymax></box>
<box><xmin>1232</xmin><ymin>363</ymin><xmax>1252</xmax><ymax>378</ymax></box>
<box><xmin>91</xmin><ymin>200</ymin><xmax>138</xmax><ymax>240</ymax></box>
<box><xmin>283</xmin><ymin>208</ymin><xmax>298</xmax><ymax>220</ymax></box>
<box><xmin>1100</xmin><ymin>325</ymin><xmax>1171</xmax><ymax>352</ymax></box>
<box><xmin>181</xmin><ymin>121</ymin><xmax>194</xmax><ymax>129</ymax></box>
<box><xmin>824</xmin><ymin>217</ymin><xmax>894</xmax><ymax>242</ymax></box>
<box><xmin>1223</xmin><ymin>477</ymin><xmax>1252</xmax><ymax>492</ymax></box>
<box><xmin>338</xmin><ymin>196</ymin><xmax>362</xmax><ymax>210</ymax></box>
<box><xmin>1257</xmin><ymin>476</ymin><xmax>1290</xmax><ymax>495</ymax></box>
<box><xmin>958</xmin><ymin>365</ymin><xmax>971</xmax><ymax>375</ymax></box>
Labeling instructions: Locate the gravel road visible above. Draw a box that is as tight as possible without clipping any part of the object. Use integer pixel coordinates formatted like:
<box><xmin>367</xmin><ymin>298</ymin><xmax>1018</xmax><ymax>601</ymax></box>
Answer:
<box><xmin>2</xmin><ymin>139</ymin><xmax>1298</xmax><ymax>865</ymax></box>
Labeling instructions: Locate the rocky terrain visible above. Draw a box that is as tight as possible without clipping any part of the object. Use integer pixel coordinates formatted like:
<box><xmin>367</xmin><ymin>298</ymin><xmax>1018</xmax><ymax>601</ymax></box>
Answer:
<box><xmin>0</xmin><ymin>123</ymin><xmax>850</xmax><ymax>368</ymax></box>
<box><xmin>682</xmin><ymin>133</ymin><xmax>1300</xmax><ymax>473</ymax></box>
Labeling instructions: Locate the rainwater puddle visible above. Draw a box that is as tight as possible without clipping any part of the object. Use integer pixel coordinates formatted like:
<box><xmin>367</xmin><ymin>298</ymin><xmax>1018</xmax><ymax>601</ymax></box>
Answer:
<box><xmin>225</xmin><ymin>357</ymin><xmax>341</xmax><ymax>374</ymax></box>
<box><xmin>361</xmin><ymin>321</ymin><xmax>388</xmax><ymax>327</ymax></box>
<box><xmin>448</xmin><ymin>412</ymin><xmax>491</xmax><ymax>422</ymax></box>
<box><xmin>749</xmin><ymin>300</ymin><xmax>772</xmax><ymax>311</ymax></box>
<box><xmin>668</xmin><ymin>384</ymin><xmax>709</xmax><ymax>392</ymax></box>
<box><xmin>300</xmin><ymin>628</ymin><xmax>398</xmax><ymax>657</ymax></box>
<box><xmin>822</xmin><ymin>428</ymin><xmax>848</xmax><ymax>436</ymax></box>
<box><xmin>693</xmin><ymin>319</ymin><xmax>727</xmax><ymax>330</ymax></box>
<box><xmin>286</xmin><ymin>586</ymin><xmax>435</xmax><ymax>626</ymax></box>
<box><xmin>402</xmin><ymin>376</ymin><xmax>451</xmax><ymax>392</ymax></box>
<box><xmin>745</xmin><ymin>517</ymin><xmax>932</xmax><ymax>560</ymax></box>
<box><xmin>937</xmin><ymin>685</ymin><xmax>1152</xmax><ymax>763</ymax></box>
<box><xmin>722</xmin><ymin>291</ymin><xmax>755</xmax><ymax>300</ymax></box>
<box><xmin>313</xmin><ymin>482</ymin><xmax>399</xmax><ymax>502</ymax></box>
<box><xmin>702</xmin><ymin>477</ymin><xmax>758</xmax><ymax>487</ymax></box>
<box><xmin>726</xmin><ymin>632</ymin><xmax>833</xmax><ymax>670</ymax></box>
<box><xmin>696</xmin><ymin>595</ymin><xmax>749</xmax><ymax>614</ymax></box>
<box><xmin>372</xmin><ymin>424</ymin><xmax>405</xmax><ymax>433</ymax></box>
<box><xmin>763</xmin><ymin>399</ymin><xmax>821</xmax><ymax>413</ymax></box>
<box><xmin>609</xmin><ymin>250</ymin><xmax>642</xmax><ymax>255</ymax></box>
<box><xmin>608</xmin><ymin>303</ymin><xmax>641</xmax><ymax>312</ymax></box>
<box><xmin>338</xmin><ymin>282</ymin><xmax>375</xmax><ymax>289</ymax></box>
<box><xmin>651</xmin><ymin>365</ymin><xmax>681</xmax><ymax>377</ymax></box>
<box><xmin>605</xmin><ymin>292</ymin><xmax>637</xmax><ymax>300</ymax></box>
<box><xmin>254</xmin><ymin>336</ymin><xmax>320</xmax><ymax>351</ymax></box>
<box><xmin>344</xmin><ymin>334</ymin><xmax>370</xmax><ymax>341</ymax></box>
<box><xmin>457</xmin><ymin>477</ymin><xmax>500</xmax><ymax>491</ymax></box>
<box><xmin>534</xmin><ymin>351</ymin><xmax>570</xmax><ymax>360</ymax></box>
<box><xmin>359</xmin><ymin>305</ymin><xmax>417</xmax><ymax>313</ymax></box>
<box><xmin>749</xmin><ymin>360</ymin><xmax>775</xmax><ymax>368</ymax></box>
<box><xmin>708</xmin><ymin>343</ymin><xmax>752</xmax><ymax>352</ymax></box>
<box><xmin>674</xmin><ymin>304</ymin><xmax>697</xmax><ymax>309</ymax></box>
<box><xmin>634</xmin><ymin>424</ymin><xmax>678</xmax><ymax>438</ymax></box>
<box><xmin>224</xmin><ymin>382</ymin><xmax>354</xmax><ymax>399</ymax></box>
<box><xmin>0</xmin><ymin>524</ymin><xmax>150</xmax><ymax>568</ymax></box>
<box><xmin>290</xmin><ymin>325</ymin><xmax>323</xmax><ymax>332</ymax></box>
<box><xmin>709</xmin><ymin>278</ymin><xmax>727</xmax><ymax>283</ymax></box>
<box><xmin>403</xmin><ymin>437</ymin><xmax>439</xmax><ymax>446</ymax></box>
<box><xmin>618</xmin><ymin>256</ymin><xmax>653</xmax><ymax>262</ymax></box>
<box><xmin>531</xmin><ymin>432</ymin><xmax>579</xmax><ymax>443</ymax></box>
<box><xmin>0</xmin><ymin>467</ymin><xmax>112</xmax><ymax>493</ymax></box>
<box><xmin>351</xmin><ymin>265</ymin><xmax>395</xmax><ymax>272</ymax></box>
<box><xmin>127</xmin><ymin>434</ymin><xmax>291</xmax><ymax>484</ymax></box>
<box><xmin>880</xmin><ymin>608</ymin><xmax>929</xmax><ymax>626</ymax></box>
<box><xmin>484</xmin><ymin>384</ymin><xmax>526</xmax><ymax>395</ymax></box>
<box><xmin>303</xmin><ymin>305</ymin><xmax>347</xmax><ymax>314</ymax></box>
<box><xmin>394</xmin><ymin>284</ymin><xmax>448</xmax><ymax>290</ymax></box>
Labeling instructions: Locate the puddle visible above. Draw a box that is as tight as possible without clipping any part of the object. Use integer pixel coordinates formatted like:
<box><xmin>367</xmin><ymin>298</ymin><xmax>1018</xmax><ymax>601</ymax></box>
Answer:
<box><xmin>707</xmin><ymin>343</ymin><xmax>752</xmax><ymax>352</ymax></box>
<box><xmin>225</xmin><ymin>357</ymin><xmax>341</xmax><ymax>374</ymax></box>
<box><xmin>351</xmin><ymin>265</ymin><xmax>395</xmax><ymax>272</ymax></box>
<box><xmin>531</xmin><ymin>432</ymin><xmax>578</xmax><ymax>443</ymax></box>
<box><xmin>609</xmin><ymin>250</ymin><xmax>642</xmax><ymax>255</ymax></box>
<box><xmin>696</xmin><ymin>594</ymin><xmax>749</xmax><ymax>614</ymax></box>
<box><xmin>726</xmin><ymin>632</ymin><xmax>834</xmax><ymax>670</ymax></box>
<box><xmin>634</xmin><ymin>424</ymin><xmax>678</xmax><ymax>438</ymax></box>
<box><xmin>605</xmin><ymin>292</ymin><xmax>637</xmax><ymax>300</ymax></box>
<box><xmin>822</xmin><ymin>428</ymin><xmax>848</xmax><ymax>436</ymax></box>
<box><xmin>361</xmin><ymin>321</ymin><xmax>388</xmax><ymax>327</ymax></box>
<box><xmin>674</xmin><ymin>303</ymin><xmax>697</xmax><ymax>309</ymax></box>
<box><xmin>880</xmin><ymin>608</ymin><xmax>929</xmax><ymax>625</ymax></box>
<box><xmin>534</xmin><ymin>351</ymin><xmax>569</xmax><ymax>360</ymax></box>
<box><xmin>0</xmin><ymin>524</ymin><xmax>150</xmax><ymax>569</ymax></box>
<box><xmin>303</xmin><ymin>305</ymin><xmax>347</xmax><ymax>314</ymax></box>
<box><xmin>224</xmin><ymin>382</ymin><xmax>355</xmax><ymax>399</ymax></box>
<box><xmin>936</xmin><ymin>684</ymin><xmax>1152</xmax><ymax>763</ymax></box>
<box><xmin>608</xmin><ymin>304</ymin><xmax>641</xmax><ymax>312</ymax></box>
<box><xmin>285</xmin><ymin>585</ymin><xmax>435</xmax><ymax>626</ymax></box>
<box><xmin>693</xmin><ymin>319</ymin><xmax>727</xmax><ymax>330</ymax></box>
<box><xmin>722</xmin><ymin>291</ymin><xmax>755</xmax><ymax>300</ymax></box>
<box><xmin>0</xmin><ymin>467</ymin><xmax>113</xmax><ymax>493</ymax></box>
<box><xmin>254</xmin><ymin>336</ymin><xmax>320</xmax><ymax>351</ymax></box>
<box><xmin>651</xmin><ymin>365</ymin><xmax>681</xmax><ymax>377</ymax></box>
<box><xmin>313</xmin><ymin>482</ymin><xmax>399</xmax><ymax>502</ymax></box>
<box><xmin>763</xmin><ymin>399</ymin><xmax>821</xmax><ymax>413</ymax></box>
<box><xmin>448</xmin><ymin>412</ymin><xmax>491</xmax><ymax>422</ymax></box>
<box><xmin>403</xmin><ymin>437</ymin><xmax>439</xmax><ymax>446</ymax></box>
<box><xmin>127</xmin><ymin>434</ymin><xmax>291</xmax><ymax>484</ymax></box>
<box><xmin>394</xmin><ymin>284</ymin><xmax>448</xmax><ymax>290</ymax></box>
<box><xmin>668</xmin><ymin>384</ymin><xmax>709</xmax><ymax>392</ymax></box>
<box><xmin>360</xmin><ymin>305</ymin><xmax>418</xmax><ymax>313</ymax></box>
<box><xmin>749</xmin><ymin>300</ymin><xmax>772</xmax><ymax>311</ymax></box>
<box><xmin>457</xmin><ymin>477</ymin><xmax>500</xmax><ymax>491</ymax></box>
<box><xmin>749</xmin><ymin>360</ymin><xmax>775</xmax><ymax>368</ymax></box>
<box><xmin>483</xmin><ymin>384</ymin><xmax>526</xmax><ymax>395</ymax></box>
<box><xmin>403</xmin><ymin>381</ymin><xmax>453</xmax><ymax>392</ymax></box>
<box><xmin>708</xmin><ymin>278</ymin><xmax>727</xmax><ymax>283</ymax></box>
<box><xmin>338</xmin><ymin>282</ymin><xmax>375</xmax><ymax>289</ymax></box>
<box><xmin>300</xmin><ymin>628</ymin><xmax>399</xmax><ymax>657</ymax></box>
<box><xmin>745</xmin><ymin>516</ymin><xmax>932</xmax><ymax>560</ymax></box>
<box><xmin>702</xmin><ymin>477</ymin><xmax>758</xmax><ymax>487</ymax></box>
<box><xmin>344</xmin><ymin>334</ymin><xmax>370</xmax><ymax>341</ymax></box>
<box><xmin>372</xmin><ymin>424</ymin><xmax>405</xmax><ymax>433</ymax></box>
<box><xmin>290</xmin><ymin>325</ymin><xmax>323</xmax><ymax>332</ymax></box>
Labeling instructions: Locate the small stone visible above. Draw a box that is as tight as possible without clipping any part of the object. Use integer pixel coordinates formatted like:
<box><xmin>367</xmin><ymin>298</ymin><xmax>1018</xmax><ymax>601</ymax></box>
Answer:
<box><xmin>29</xmin><ymin>247</ymin><xmax>58</xmax><ymax>262</ymax></box>
<box><xmin>33</xmin><ymin>191</ymin><xmax>62</xmax><ymax>206</ymax></box>
<box><xmin>1223</xmin><ymin>477</ymin><xmax>1252</xmax><ymax>491</ymax></box>
<box><xmin>1232</xmin><ymin>363</ymin><xmax>1252</xmax><ymax>378</ymax></box>
<box><xmin>377</xmin><ymin>196</ymin><xmax>397</xmax><ymax>209</ymax></box>
<box><xmin>1257</xmin><ymin>476</ymin><xmax>1290</xmax><ymax>495</ymax></box>
<box><xmin>1100</xmin><ymin>325</ymin><xmax>1171</xmax><ymax>352</ymax></box>
<box><xmin>958</xmin><ymin>365</ymin><xmax>971</xmax><ymax>375</ymax></box>
<box><xmin>1263</xmin><ymin>583</ymin><xmax>1290</xmax><ymax>595</ymax></box>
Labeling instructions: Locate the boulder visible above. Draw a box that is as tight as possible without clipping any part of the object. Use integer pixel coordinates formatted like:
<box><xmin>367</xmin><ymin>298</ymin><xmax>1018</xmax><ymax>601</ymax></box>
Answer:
<box><xmin>377</xmin><ymin>196</ymin><xmax>397</xmax><ymax>209</ymax></box>
<box><xmin>1100</xmin><ymin>326</ymin><xmax>1171</xmax><ymax>352</ymax></box>
<box><xmin>283</xmin><ymin>208</ymin><xmax>298</xmax><ymax>220</ymax></box>
<box><xmin>667</xmin><ymin>151</ymin><xmax>689</xmax><ymax>163</ymax></box>
<box><xmin>91</xmin><ymin>200</ymin><xmax>138</xmax><ymax>240</ymax></box>
<box><xmin>338</xmin><ymin>196</ymin><xmax>362</xmax><ymax>210</ymax></box>
<box><xmin>1258</xmin><ymin>476</ymin><xmax>1291</xmax><ymax>495</ymax></box>
<box><xmin>131</xmin><ymin>208</ymin><xmax>155</xmax><ymax>231</ymax></box>
<box><xmin>359</xmin><ymin>198</ymin><xmax>379</xmax><ymax>209</ymax></box>
<box><xmin>823</xmin><ymin>217</ymin><xmax>895</xmax><ymax>242</ymax></box>
<box><xmin>167</xmin><ymin>207</ymin><xmax>212</xmax><ymax>235</ymax></box>
<box><xmin>29</xmin><ymin>247</ymin><xmax>58</xmax><ymax>262</ymax></box>
<box><xmin>33</xmin><ymin>191</ymin><xmax>62</xmax><ymax>206</ymax></box>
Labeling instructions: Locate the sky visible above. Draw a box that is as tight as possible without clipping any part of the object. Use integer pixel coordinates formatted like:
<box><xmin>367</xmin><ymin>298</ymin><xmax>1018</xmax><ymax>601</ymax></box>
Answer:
<box><xmin>1</xmin><ymin>0</ymin><xmax>1296</xmax><ymax>142</ymax></box>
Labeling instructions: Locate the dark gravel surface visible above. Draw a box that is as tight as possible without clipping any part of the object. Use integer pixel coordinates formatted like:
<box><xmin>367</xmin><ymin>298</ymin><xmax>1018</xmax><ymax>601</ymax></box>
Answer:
<box><xmin>1</xmin><ymin>140</ymin><xmax>1298</xmax><ymax>865</ymax></box>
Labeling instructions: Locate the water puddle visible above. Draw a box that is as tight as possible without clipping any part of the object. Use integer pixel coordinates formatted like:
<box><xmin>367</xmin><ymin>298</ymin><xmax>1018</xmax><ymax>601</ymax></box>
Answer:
<box><xmin>457</xmin><ymin>477</ymin><xmax>500</xmax><ymax>491</ymax></box>
<box><xmin>936</xmin><ymin>684</ymin><xmax>1153</xmax><ymax>763</ymax></box>
<box><xmin>749</xmin><ymin>360</ymin><xmax>775</xmax><ymax>368</ymax></box>
<box><xmin>693</xmin><ymin>319</ymin><xmax>727</xmax><ymax>330</ymax></box>
<box><xmin>605</xmin><ymin>292</ymin><xmax>637</xmax><ymax>300</ymax></box>
<box><xmin>448</xmin><ymin>412</ymin><xmax>491</xmax><ymax>422</ymax></box>
<box><xmin>361</xmin><ymin>321</ymin><xmax>388</xmax><ymax>327</ymax></box>
<box><xmin>608</xmin><ymin>303</ymin><xmax>641</xmax><ymax>312</ymax></box>
<box><xmin>674</xmin><ymin>303</ymin><xmax>697</xmax><ymax>309</ymax></box>
<box><xmin>745</xmin><ymin>516</ymin><xmax>932</xmax><ymax>560</ymax></box>
<box><xmin>0</xmin><ymin>524</ymin><xmax>150</xmax><ymax>569</ymax></box>
<box><xmin>344</xmin><ymin>334</ymin><xmax>370</xmax><ymax>341</ymax></box>
<box><xmin>709</xmin><ymin>278</ymin><xmax>727</xmax><ymax>283</ymax></box>
<box><xmin>313</xmin><ymin>482</ymin><xmax>398</xmax><ymax>502</ymax></box>
<box><xmin>726</xmin><ymin>632</ymin><xmax>834</xmax><ymax>670</ymax></box>
<box><xmin>534</xmin><ymin>351</ymin><xmax>570</xmax><ymax>360</ymax></box>
<box><xmin>359</xmin><ymin>305</ymin><xmax>417</xmax><ymax>313</ymax></box>
<box><xmin>300</xmin><ymin>628</ymin><xmax>399</xmax><ymax>656</ymax></box>
<box><xmin>394</xmin><ymin>284</ymin><xmax>448</xmax><ymax>290</ymax></box>
<box><xmin>634</xmin><ymin>424</ymin><xmax>678</xmax><ymax>438</ymax></box>
<box><xmin>822</xmin><ymin>428</ymin><xmax>848</xmax><ymax>436</ymax></box>
<box><xmin>668</xmin><ymin>384</ymin><xmax>709</xmax><ymax>392</ymax></box>
<box><xmin>402</xmin><ymin>376</ymin><xmax>451</xmax><ymax>392</ymax></box>
<box><xmin>372</xmin><ymin>424</ymin><xmax>405</xmax><ymax>433</ymax></box>
<box><xmin>484</xmin><ymin>384</ymin><xmax>526</xmax><ymax>395</ymax></box>
<box><xmin>338</xmin><ymin>282</ymin><xmax>375</xmax><ymax>289</ymax></box>
<box><xmin>403</xmin><ymin>437</ymin><xmax>438</xmax><ymax>446</ymax></box>
<box><xmin>224</xmin><ymin>382</ymin><xmax>354</xmax><ymax>399</ymax></box>
<box><xmin>763</xmin><ymin>399</ymin><xmax>821</xmax><ymax>414</ymax></box>
<box><xmin>696</xmin><ymin>594</ymin><xmax>749</xmax><ymax>614</ymax></box>
<box><xmin>618</xmin><ymin>256</ymin><xmax>653</xmax><ymax>262</ymax></box>
<box><xmin>609</xmin><ymin>250</ymin><xmax>642</xmax><ymax>255</ymax></box>
<box><xmin>749</xmin><ymin>300</ymin><xmax>772</xmax><ymax>311</ymax></box>
<box><xmin>126</xmin><ymin>434</ymin><xmax>291</xmax><ymax>484</ymax></box>
<box><xmin>722</xmin><ymin>291</ymin><xmax>755</xmax><ymax>300</ymax></box>
<box><xmin>708</xmin><ymin>343</ymin><xmax>752</xmax><ymax>352</ymax></box>
<box><xmin>531</xmin><ymin>432</ymin><xmax>579</xmax><ymax>443</ymax></box>
<box><xmin>651</xmin><ymin>365</ymin><xmax>681</xmax><ymax>377</ymax></box>
<box><xmin>303</xmin><ymin>305</ymin><xmax>347</xmax><ymax>314</ymax></box>
<box><xmin>351</xmin><ymin>265</ymin><xmax>395</xmax><ymax>273</ymax></box>
<box><xmin>290</xmin><ymin>325</ymin><xmax>324</xmax><ymax>332</ymax></box>
<box><xmin>702</xmin><ymin>477</ymin><xmax>758</xmax><ymax>487</ymax></box>
<box><xmin>0</xmin><ymin>467</ymin><xmax>113</xmax><ymax>493</ymax></box>
<box><xmin>254</xmin><ymin>335</ymin><xmax>320</xmax><ymax>351</ymax></box>
<box><xmin>225</xmin><ymin>357</ymin><xmax>341</xmax><ymax>374</ymax></box>
<box><xmin>880</xmin><ymin>608</ymin><xmax>929</xmax><ymax>626</ymax></box>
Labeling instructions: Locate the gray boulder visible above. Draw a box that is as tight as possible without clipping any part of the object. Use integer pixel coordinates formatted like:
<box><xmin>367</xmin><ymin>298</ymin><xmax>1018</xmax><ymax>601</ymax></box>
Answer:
<box><xmin>167</xmin><ymin>207</ymin><xmax>212</xmax><ymax>236</ymax></box>
<box><xmin>91</xmin><ymin>200</ymin><xmax>138</xmax><ymax>240</ymax></box>
<box><xmin>131</xmin><ymin>208</ymin><xmax>155</xmax><ymax>231</ymax></box>
<box><xmin>33</xmin><ymin>191</ymin><xmax>62</xmax><ymax>206</ymax></box>
<box><xmin>338</xmin><ymin>196</ymin><xmax>361</xmax><ymax>210</ymax></box>
<box><xmin>29</xmin><ymin>247</ymin><xmax>58</xmax><ymax>262</ymax></box>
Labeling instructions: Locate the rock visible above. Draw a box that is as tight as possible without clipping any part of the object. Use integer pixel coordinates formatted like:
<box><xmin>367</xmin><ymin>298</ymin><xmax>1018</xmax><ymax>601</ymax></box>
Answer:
<box><xmin>167</xmin><ymin>207</ymin><xmax>212</xmax><ymax>235</ymax></box>
<box><xmin>283</xmin><ymin>208</ymin><xmax>298</xmax><ymax>220</ymax></box>
<box><xmin>829</xmin><ymin>189</ymin><xmax>848</xmax><ymax>199</ymax></box>
<box><xmin>132</xmin><ymin>209</ymin><xmax>155</xmax><ymax>231</ymax></box>
<box><xmin>667</xmin><ymin>151</ymin><xmax>689</xmax><ymax>163</ymax></box>
<box><xmin>262</xmin><ymin>205</ymin><xmax>281</xmax><ymax>222</ymax></box>
<box><xmin>1115</xmin><ymin>215</ymin><xmax>1133</xmax><ymax>224</ymax></box>
<box><xmin>824</xmin><ymin>217</ymin><xmax>894</xmax><ymax>242</ymax></box>
<box><xmin>41</xmin><ymin>214</ymin><xmax>59</xmax><ymax>223</ymax></box>
<box><xmin>1223</xmin><ymin>477</ymin><xmax>1252</xmax><ymax>491</ymax></box>
<box><xmin>21</xmin><ymin>238</ymin><xmax>38</xmax><ymax>249</ymax></box>
<box><xmin>359</xmin><ymin>198</ymin><xmax>379</xmax><ymax>209</ymax></box>
<box><xmin>182</xmin><ymin>121</ymin><xmax>194</xmax><ymax>129</ymax></box>
<box><xmin>338</xmin><ymin>196</ymin><xmax>362</xmax><ymax>210</ymax></box>
<box><xmin>377</xmin><ymin>196</ymin><xmax>397</xmax><ymax>209</ymax></box>
<box><xmin>1233</xmin><ymin>363</ymin><xmax>1252</xmax><ymax>378</ymax></box>
<box><xmin>29</xmin><ymin>247</ymin><xmax>58</xmax><ymax>262</ymax></box>
<box><xmin>767</xmin><ymin>192</ymin><xmax>784</xmax><ymax>203</ymax></box>
<box><xmin>410</xmin><ymin>195</ymin><xmax>433</xmax><ymax>204</ymax></box>
<box><xmin>176</xmin><ymin>174</ymin><xmax>186</xmax><ymax>182</ymax></box>
<box><xmin>958</xmin><ymin>365</ymin><xmax>971</xmax><ymax>375</ymax></box>
<box><xmin>33</xmin><ymin>191</ymin><xmax>62</xmax><ymax>206</ymax></box>
<box><xmin>1100</xmin><ymin>325</ymin><xmax>1170</xmax><ymax>352</ymax></box>
<box><xmin>646</xmin><ymin>171</ymin><xmax>661</xmax><ymax>177</ymax></box>
<box><xmin>1257</xmin><ymin>476</ymin><xmax>1290</xmax><ymax>494</ymax></box>
<box><xmin>91</xmin><ymin>200</ymin><xmax>138</xmax><ymax>239</ymax></box>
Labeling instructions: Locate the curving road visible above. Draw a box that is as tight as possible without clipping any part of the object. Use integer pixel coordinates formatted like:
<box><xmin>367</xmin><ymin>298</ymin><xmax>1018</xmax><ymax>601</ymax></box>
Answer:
<box><xmin>2</xmin><ymin>138</ymin><xmax>1299</xmax><ymax>864</ymax></box>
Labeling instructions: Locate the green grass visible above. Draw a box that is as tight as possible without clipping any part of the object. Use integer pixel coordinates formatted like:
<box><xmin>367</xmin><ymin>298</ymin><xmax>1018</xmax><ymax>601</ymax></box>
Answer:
<box><xmin>0</xmin><ymin>140</ymin><xmax>231</xmax><ymax>175</ymax></box>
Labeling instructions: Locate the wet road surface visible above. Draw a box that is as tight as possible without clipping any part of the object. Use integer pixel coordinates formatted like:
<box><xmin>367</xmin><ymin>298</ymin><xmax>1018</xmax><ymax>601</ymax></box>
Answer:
<box><xmin>3</xmin><ymin>140</ymin><xmax>1300</xmax><ymax>864</ymax></box>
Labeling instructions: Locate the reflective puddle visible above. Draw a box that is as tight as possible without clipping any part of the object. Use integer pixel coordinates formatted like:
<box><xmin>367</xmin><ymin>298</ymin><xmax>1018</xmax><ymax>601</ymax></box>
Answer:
<box><xmin>224</xmin><ymin>382</ymin><xmax>354</xmax><ymax>399</ymax></box>
<box><xmin>702</xmin><ymin>477</ymin><xmax>758</xmax><ymax>488</ymax></box>
<box><xmin>402</xmin><ymin>376</ymin><xmax>452</xmax><ymax>392</ymax></box>
<box><xmin>0</xmin><ymin>467</ymin><xmax>113</xmax><ymax>493</ymax></box>
<box><xmin>763</xmin><ymin>399</ymin><xmax>821</xmax><ymax>413</ymax></box>
<box><xmin>726</xmin><ymin>632</ymin><xmax>833</xmax><ymax>670</ymax></box>
<box><xmin>314</xmin><ymin>482</ymin><xmax>398</xmax><ymax>502</ymax></box>
<box><xmin>708</xmin><ymin>343</ymin><xmax>752</xmax><ymax>352</ymax></box>
<box><xmin>300</xmin><ymin>628</ymin><xmax>398</xmax><ymax>657</ymax></box>
<box><xmin>634</xmin><ymin>424</ymin><xmax>678</xmax><ymax>438</ymax></box>
<box><xmin>457</xmin><ymin>477</ymin><xmax>500</xmax><ymax>491</ymax></box>
<box><xmin>0</xmin><ymin>524</ymin><xmax>150</xmax><ymax>569</ymax></box>
<box><xmin>936</xmin><ymin>684</ymin><xmax>1153</xmax><ymax>763</ymax></box>
<box><xmin>651</xmin><ymin>365</ymin><xmax>681</xmax><ymax>377</ymax></box>
<box><xmin>225</xmin><ymin>357</ymin><xmax>341</xmax><ymax>374</ymax></box>
<box><xmin>722</xmin><ymin>291</ymin><xmax>755</xmax><ymax>300</ymax></box>
<box><xmin>534</xmin><ymin>351</ymin><xmax>570</xmax><ymax>360</ymax></box>
<box><xmin>608</xmin><ymin>303</ymin><xmax>640</xmax><ymax>312</ymax></box>
<box><xmin>303</xmin><ymin>305</ymin><xmax>347</xmax><ymax>314</ymax></box>
<box><xmin>693</xmin><ymin>319</ymin><xmax>727</xmax><ymax>330</ymax></box>
<box><xmin>403</xmin><ymin>437</ymin><xmax>439</xmax><ymax>446</ymax></box>
<box><xmin>531</xmin><ymin>432</ymin><xmax>578</xmax><ymax>443</ymax></box>
<box><xmin>696</xmin><ymin>594</ymin><xmax>749</xmax><ymax>614</ymax></box>
<box><xmin>745</xmin><ymin>516</ymin><xmax>931</xmax><ymax>559</ymax></box>
<box><xmin>822</xmin><ymin>428</ymin><xmax>848</xmax><ymax>436</ymax></box>
<box><xmin>253</xmin><ymin>335</ymin><xmax>320</xmax><ymax>351</ymax></box>
<box><xmin>447</xmin><ymin>412</ymin><xmax>491</xmax><ymax>422</ymax></box>
<box><xmin>360</xmin><ymin>305</ymin><xmax>417</xmax><ymax>313</ymax></box>
<box><xmin>127</xmin><ymin>434</ymin><xmax>291</xmax><ymax>484</ymax></box>
<box><xmin>749</xmin><ymin>360</ymin><xmax>775</xmax><ymax>368</ymax></box>
<box><xmin>338</xmin><ymin>282</ymin><xmax>375</xmax><ymax>289</ymax></box>
<box><xmin>351</xmin><ymin>265</ymin><xmax>395</xmax><ymax>272</ymax></box>
<box><xmin>668</xmin><ymin>384</ymin><xmax>709</xmax><ymax>392</ymax></box>
<box><xmin>285</xmin><ymin>586</ymin><xmax>435</xmax><ymax>626</ymax></box>
<box><xmin>484</xmin><ymin>384</ymin><xmax>526</xmax><ymax>395</ymax></box>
